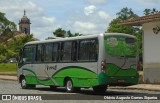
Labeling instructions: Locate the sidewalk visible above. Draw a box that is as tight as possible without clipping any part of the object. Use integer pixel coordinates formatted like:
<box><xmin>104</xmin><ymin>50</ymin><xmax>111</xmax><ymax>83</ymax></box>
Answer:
<box><xmin>0</xmin><ymin>75</ymin><xmax>17</xmax><ymax>81</ymax></box>
<box><xmin>109</xmin><ymin>84</ymin><xmax>160</xmax><ymax>91</ymax></box>
<box><xmin>0</xmin><ymin>74</ymin><xmax>160</xmax><ymax>91</ymax></box>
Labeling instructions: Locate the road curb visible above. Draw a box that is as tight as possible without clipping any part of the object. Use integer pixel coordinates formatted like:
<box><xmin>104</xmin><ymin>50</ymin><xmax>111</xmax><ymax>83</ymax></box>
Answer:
<box><xmin>0</xmin><ymin>78</ymin><xmax>17</xmax><ymax>81</ymax></box>
<box><xmin>109</xmin><ymin>86</ymin><xmax>160</xmax><ymax>92</ymax></box>
<box><xmin>0</xmin><ymin>75</ymin><xmax>17</xmax><ymax>81</ymax></box>
<box><xmin>0</xmin><ymin>72</ymin><xmax>16</xmax><ymax>76</ymax></box>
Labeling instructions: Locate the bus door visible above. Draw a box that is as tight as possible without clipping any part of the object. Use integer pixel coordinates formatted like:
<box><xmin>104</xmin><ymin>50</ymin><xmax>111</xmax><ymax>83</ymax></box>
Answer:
<box><xmin>20</xmin><ymin>45</ymin><xmax>36</xmax><ymax>77</ymax></box>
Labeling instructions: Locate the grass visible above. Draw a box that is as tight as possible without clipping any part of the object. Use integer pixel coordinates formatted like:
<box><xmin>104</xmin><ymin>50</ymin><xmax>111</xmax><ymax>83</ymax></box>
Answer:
<box><xmin>0</xmin><ymin>63</ymin><xmax>17</xmax><ymax>72</ymax></box>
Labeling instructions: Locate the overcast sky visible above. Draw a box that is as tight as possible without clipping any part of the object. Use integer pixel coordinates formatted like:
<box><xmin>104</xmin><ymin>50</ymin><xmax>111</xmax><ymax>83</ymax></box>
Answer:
<box><xmin>0</xmin><ymin>0</ymin><xmax>160</xmax><ymax>40</ymax></box>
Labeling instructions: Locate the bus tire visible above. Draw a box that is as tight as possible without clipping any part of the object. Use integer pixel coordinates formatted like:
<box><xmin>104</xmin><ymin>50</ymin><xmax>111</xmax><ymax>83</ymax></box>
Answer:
<box><xmin>20</xmin><ymin>77</ymin><xmax>29</xmax><ymax>89</ymax></box>
<box><xmin>93</xmin><ymin>85</ymin><xmax>107</xmax><ymax>94</ymax></box>
<box><xmin>65</xmin><ymin>79</ymin><xmax>75</xmax><ymax>93</ymax></box>
<box><xmin>28</xmin><ymin>84</ymin><xmax>36</xmax><ymax>89</ymax></box>
<box><xmin>50</xmin><ymin>86</ymin><xmax>57</xmax><ymax>90</ymax></box>
<box><xmin>74</xmin><ymin>87</ymin><xmax>81</xmax><ymax>92</ymax></box>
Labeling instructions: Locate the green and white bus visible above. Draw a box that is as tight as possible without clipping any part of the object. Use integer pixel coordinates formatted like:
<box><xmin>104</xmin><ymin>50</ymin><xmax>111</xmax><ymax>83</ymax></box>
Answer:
<box><xmin>17</xmin><ymin>33</ymin><xmax>139</xmax><ymax>93</ymax></box>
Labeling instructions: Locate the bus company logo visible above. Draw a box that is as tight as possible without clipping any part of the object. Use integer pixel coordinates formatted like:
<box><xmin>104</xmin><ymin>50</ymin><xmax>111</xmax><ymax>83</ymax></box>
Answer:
<box><xmin>2</xmin><ymin>95</ymin><xmax>11</xmax><ymax>100</ymax></box>
<box><xmin>45</xmin><ymin>65</ymin><xmax>57</xmax><ymax>70</ymax></box>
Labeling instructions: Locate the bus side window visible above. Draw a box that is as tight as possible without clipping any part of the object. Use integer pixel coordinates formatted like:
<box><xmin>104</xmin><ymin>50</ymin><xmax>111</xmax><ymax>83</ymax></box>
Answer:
<box><xmin>71</xmin><ymin>41</ymin><xmax>77</xmax><ymax>61</ymax></box>
<box><xmin>36</xmin><ymin>44</ymin><xmax>44</xmax><ymax>62</ymax></box>
<box><xmin>53</xmin><ymin>43</ymin><xmax>59</xmax><ymax>62</ymax></box>
<box><xmin>61</xmin><ymin>41</ymin><xmax>72</xmax><ymax>62</ymax></box>
<box><xmin>44</xmin><ymin>43</ymin><xmax>53</xmax><ymax>62</ymax></box>
<box><xmin>78</xmin><ymin>40</ymin><xmax>90</xmax><ymax>61</ymax></box>
<box><xmin>78</xmin><ymin>39</ymin><xmax>98</xmax><ymax>61</ymax></box>
<box><xmin>89</xmin><ymin>39</ymin><xmax>98</xmax><ymax>61</ymax></box>
<box><xmin>23</xmin><ymin>45</ymin><xmax>35</xmax><ymax>63</ymax></box>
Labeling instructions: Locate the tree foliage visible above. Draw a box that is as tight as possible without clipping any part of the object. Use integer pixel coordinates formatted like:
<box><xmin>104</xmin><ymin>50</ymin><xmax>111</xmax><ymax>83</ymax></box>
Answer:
<box><xmin>52</xmin><ymin>28</ymin><xmax>82</xmax><ymax>38</ymax></box>
<box><xmin>0</xmin><ymin>12</ymin><xmax>16</xmax><ymax>37</ymax></box>
<box><xmin>107</xmin><ymin>7</ymin><xmax>141</xmax><ymax>36</ymax></box>
<box><xmin>116</xmin><ymin>7</ymin><xmax>138</xmax><ymax>20</ymax></box>
<box><xmin>0</xmin><ymin>11</ymin><xmax>35</xmax><ymax>60</ymax></box>
<box><xmin>143</xmin><ymin>8</ymin><xmax>160</xmax><ymax>16</ymax></box>
<box><xmin>0</xmin><ymin>34</ymin><xmax>34</xmax><ymax>59</ymax></box>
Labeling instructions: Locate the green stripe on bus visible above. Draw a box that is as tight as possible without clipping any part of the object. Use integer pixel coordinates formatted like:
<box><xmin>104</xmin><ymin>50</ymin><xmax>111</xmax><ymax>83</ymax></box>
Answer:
<box><xmin>53</xmin><ymin>67</ymin><xmax>99</xmax><ymax>87</ymax></box>
<box><xmin>22</xmin><ymin>68</ymin><xmax>54</xmax><ymax>85</ymax></box>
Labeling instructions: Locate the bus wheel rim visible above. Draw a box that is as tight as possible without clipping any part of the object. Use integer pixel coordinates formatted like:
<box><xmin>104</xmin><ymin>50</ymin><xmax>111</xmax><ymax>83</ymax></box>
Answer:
<box><xmin>67</xmin><ymin>81</ymin><xmax>72</xmax><ymax>91</ymax></box>
<box><xmin>22</xmin><ymin>79</ymin><xmax>26</xmax><ymax>87</ymax></box>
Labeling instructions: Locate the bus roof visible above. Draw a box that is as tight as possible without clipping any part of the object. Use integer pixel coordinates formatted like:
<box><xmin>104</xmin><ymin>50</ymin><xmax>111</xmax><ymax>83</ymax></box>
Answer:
<box><xmin>25</xmin><ymin>33</ymin><xmax>136</xmax><ymax>45</ymax></box>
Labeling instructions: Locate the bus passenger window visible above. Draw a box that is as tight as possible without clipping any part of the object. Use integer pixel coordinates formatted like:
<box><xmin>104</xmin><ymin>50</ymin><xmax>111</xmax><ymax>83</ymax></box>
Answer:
<box><xmin>61</xmin><ymin>42</ymin><xmax>72</xmax><ymax>62</ymax></box>
<box><xmin>71</xmin><ymin>41</ymin><xmax>77</xmax><ymax>61</ymax></box>
<box><xmin>78</xmin><ymin>39</ymin><xmax>98</xmax><ymax>61</ymax></box>
<box><xmin>89</xmin><ymin>39</ymin><xmax>98</xmax><ymax>61</ymax></box>
<box><xmin>36</xmin><ymin>45</ymin><xmax>44</xmax><ymax>62</ymax></box>
<box><xmin>44</xmin><ymin>43</ymin><xmax>53</xmax><ymax>62</ymax></box>
<box><xmin>53</xmin><ymin>43</ymin><xmax>59</xmax><ymax>62</ymax></box>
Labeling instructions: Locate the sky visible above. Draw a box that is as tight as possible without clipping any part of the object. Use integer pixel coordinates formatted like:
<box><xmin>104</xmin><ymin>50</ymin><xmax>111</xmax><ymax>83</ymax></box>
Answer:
<box><xmin>0</xmin><ymin>0</ymin><xmax>160</xmax><ymax>40</ymax></box>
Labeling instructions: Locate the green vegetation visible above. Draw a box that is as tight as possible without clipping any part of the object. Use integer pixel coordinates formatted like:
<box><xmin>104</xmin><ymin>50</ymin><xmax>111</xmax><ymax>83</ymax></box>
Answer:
<box><xmin>0</xmin><ymin>11</ymin><xmax>35</xmax><ymax>61</ymax></box>
<box><xmin>46</xmin><ymin>28</ymin><xmax>83</xmax><ymax>39</ymax></box>
<box><xmin>52</xmin><ymin>28</ymin><xmax>82</xmax><ymax>38</ymax></box>
<box><xmin>0</xmin><ymin>12</ymin><xmax>16</xmax><ymax>42</ymax></box>
<box><xmin>0</xmin><ymin>63</ymin><xmax>17</xmax><ymax>72</ymax></box>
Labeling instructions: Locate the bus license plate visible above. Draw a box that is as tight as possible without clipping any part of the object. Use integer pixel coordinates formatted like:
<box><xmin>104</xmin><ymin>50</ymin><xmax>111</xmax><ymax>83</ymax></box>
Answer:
<box><xmin>117</xmin><ymin>80</ymin><xmax>125</xmax><ymax>83</ymax></box>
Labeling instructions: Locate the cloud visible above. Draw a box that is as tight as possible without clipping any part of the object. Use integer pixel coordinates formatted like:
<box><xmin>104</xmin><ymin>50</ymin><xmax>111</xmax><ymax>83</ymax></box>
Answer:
<box><xmin>84</xmin><ymin>5</ymin><xmax>96</xmax><ymax>16</ymax></box>
<box><xmin>65</xmin><ymin>5</ymin><xmax>114</xmax><ymax>35</ymax></box>
<box><xmin>88</xmin><ymin>0</ymin><xmax>107</xmax><ymax>4</ymax></box>
<box><xmin>73</xmin><ymin>21</ymin><xmax>97</xmax><ymax>34</ymax></box>
<box><xmin>98</xmin><ymin>11</ymin><xmax>110</xmax><ymax>19</ymax></box>
<box><xmin>74</xmin><ymin>21</ymin><xmax>96</xmax><ymax>30</ymax></box>
<box><xmin>0</xmin><ymin>0</ymin><xmax>58</xmax><ymax>40</ymax></box>
<box><xmin>141</xmin><ymin>0</ymin><xmax>160</xmax><ymax>3</ymax></box>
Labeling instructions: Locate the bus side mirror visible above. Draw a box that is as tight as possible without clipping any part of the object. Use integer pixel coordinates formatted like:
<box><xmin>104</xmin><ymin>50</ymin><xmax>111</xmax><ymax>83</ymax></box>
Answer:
<box><xmin>19</xmin><ymin>49</ymin><xmax>23</xmax><ymax>57</ymax></box>
<box><xmin>18</xmin><ymin>49</ymin><xmax>23</xmax><ymax>62</ymax></box>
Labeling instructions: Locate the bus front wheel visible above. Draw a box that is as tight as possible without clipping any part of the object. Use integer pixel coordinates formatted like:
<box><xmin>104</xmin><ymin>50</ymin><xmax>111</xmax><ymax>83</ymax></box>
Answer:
<box><xmin>93</xmin><ymin>85</ymin><xmax>107</xmax><ymax>94</ymax></box>
<box><xmin>20</xmin><ymin>77</ymin><xmax>29</xmax><ymax>89</ymax></box>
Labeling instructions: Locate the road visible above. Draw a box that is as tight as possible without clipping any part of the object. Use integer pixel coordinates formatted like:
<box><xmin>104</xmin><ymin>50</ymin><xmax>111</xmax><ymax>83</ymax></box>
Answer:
<box><xmin>0</xmin><ymin>80</ymin><xmax>160</xmax><ymax>103</ymax></box>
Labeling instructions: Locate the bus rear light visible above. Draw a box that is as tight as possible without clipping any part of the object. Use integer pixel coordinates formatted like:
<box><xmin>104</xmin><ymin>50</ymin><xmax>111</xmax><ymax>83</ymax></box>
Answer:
<box><xmin>101</xmin><ymin>60</ymin><xmax>106</xmax><ymax>73</ymax></box>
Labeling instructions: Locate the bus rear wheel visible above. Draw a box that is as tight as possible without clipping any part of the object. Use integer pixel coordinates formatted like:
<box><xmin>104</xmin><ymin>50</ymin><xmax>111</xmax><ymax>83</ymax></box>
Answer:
<box><xmin>28</xmin><ymin>84</ymin><xmax>36</xmax><ymax>89</ymax></box>
<box><xmin>93</xmin><ymin>85</ymin><xmax>107</xmax><ymax>94</ymax></box>
<box><xmin>65</xmin><ymin>79</ymin><xmax>74</xmax><ymax>92</ymax></box>
<box><xmin>50</xmin><ymin>86</ymin><xmax>57</xmax><ymax>90</ymax></box>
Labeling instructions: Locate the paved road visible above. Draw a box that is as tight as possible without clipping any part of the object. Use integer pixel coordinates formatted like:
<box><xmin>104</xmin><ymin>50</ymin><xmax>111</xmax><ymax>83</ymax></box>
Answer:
<box><xmin>0</xmin><ymin>80</ymin><xmax>160</xmax><ymax>103</ymax></box>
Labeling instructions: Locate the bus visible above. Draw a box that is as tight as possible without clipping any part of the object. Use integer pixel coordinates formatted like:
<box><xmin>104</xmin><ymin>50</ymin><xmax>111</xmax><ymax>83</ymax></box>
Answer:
<box><xmin>17</xmin><ymin>33</ymin><xmax>139</xmax><ymax>93</ymax></box>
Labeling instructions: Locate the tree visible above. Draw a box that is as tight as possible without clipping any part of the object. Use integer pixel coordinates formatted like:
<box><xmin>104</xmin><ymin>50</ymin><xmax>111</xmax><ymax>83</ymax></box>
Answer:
<box><xmin>143</xmin><ymin>8</ymin><xmax>159</xmax><ymax>16</ymax></box>
<box><xmin>0</xmin><ymin>12</ymin><xmax>17</xmax><ymax>44</ymax></box>
<box><xmin>116</xmin><ymin>7</ymin><xmax>138</xmax><ymax>20</ymax></box>
<box><xmin>53</xmin><ymin>28</ymin><xmax>66</xmax><ymax>37</ymax></box>
<box><xmin>74</xmin><ymin>32</ymin><xmax>83</xmax><ymax>36</ymax></box>
<box><xmin>107</xmin><ymin>7</ymin><xmax>140</xmax><ymax>36</ymax></box>
<box><xmin>144</xmin><ymin>9</ymin><xmax>151</xmax><ymax>16</ymax></box>
<box><xmin>6</xmin><ymin>34</ymin><xmax>35</xmax><ymax>58</ymax></box>
<box><xmin>53</xmin><ymin>28</ymin><xmax>83</xmax><ymax>38</ymax></box>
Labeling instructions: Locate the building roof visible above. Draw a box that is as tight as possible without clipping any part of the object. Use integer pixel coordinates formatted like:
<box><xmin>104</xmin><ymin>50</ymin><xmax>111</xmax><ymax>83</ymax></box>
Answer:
<box><xmin>121</xmin><ymin>13</ymin><xmax>160</xmax><ymax>26</ymax></box>
<box><xmin>19</xmin><ymin>10</ymin><xmax>31</xmax><ymax>24</ymax></box>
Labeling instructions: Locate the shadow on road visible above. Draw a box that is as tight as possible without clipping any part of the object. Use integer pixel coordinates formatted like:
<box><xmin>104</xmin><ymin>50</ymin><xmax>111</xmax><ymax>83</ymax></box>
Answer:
<box><xmin>33</xmin><ymin>86</ymin><xmax>148</xmax><ymax>96</ymax></box>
